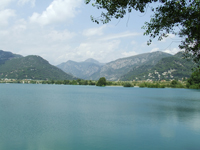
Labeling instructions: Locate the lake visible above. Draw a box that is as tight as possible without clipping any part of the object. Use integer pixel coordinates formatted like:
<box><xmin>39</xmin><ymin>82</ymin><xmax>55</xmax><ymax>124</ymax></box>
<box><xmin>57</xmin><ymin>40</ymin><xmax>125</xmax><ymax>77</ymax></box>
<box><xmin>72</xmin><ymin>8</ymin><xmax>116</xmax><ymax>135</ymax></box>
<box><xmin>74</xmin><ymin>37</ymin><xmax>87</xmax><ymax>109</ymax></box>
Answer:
<box><xmin>0</xmin><ymin>84</ymin><xmax>200</xmax><ymax>150</ymax></box>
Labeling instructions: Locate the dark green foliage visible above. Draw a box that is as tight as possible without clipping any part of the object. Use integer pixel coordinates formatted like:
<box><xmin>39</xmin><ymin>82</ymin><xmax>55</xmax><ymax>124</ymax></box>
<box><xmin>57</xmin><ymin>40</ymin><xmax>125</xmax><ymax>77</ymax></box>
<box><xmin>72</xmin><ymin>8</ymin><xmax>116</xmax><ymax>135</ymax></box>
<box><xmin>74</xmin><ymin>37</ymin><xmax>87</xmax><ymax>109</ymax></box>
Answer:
<box><xmin>30</xmin><ymin>80</ymin><xmax>37</xmax><ymax>84</ymax></box>
<box><xmin>78</xmin><ymin>79</ymin><xmax>88</xmax><ymax>85</ymax></box>
<box><xmin>106</xmin><ymin>81</ymin><xmax>113</xmax><ymax>86</ymax></box>
<box><xmin>86</xmin><ymin>0</ymin><xmax>200</xmax><ymax>63</ymax></box>
<box><xmin>144</xmin><ymin>0</ymin><xmax>200</xmax><ymax>63</ymax></box>
<box><xmin>171</xmin><ymin>80</ymin><xmax>178</xmax><ymax>88</ymax></box>
<box><xmin>63</xmin><ymin>80</ymin><xmax>70</xmax><ymax>84</ymax></box>
<box><xmin>70</xmin><ymin>80</ymin><xmax>77</xmax><ymax>85</ymax></box>
<box><xmin>137</xmin><ymin>81</ymin><xmax>185</xmax><ymax>88</ymax></box>
<box><xmin>85</xmin><ymin>0</ymin><xmax>159</xmax><ymax>24</ymax></box>
<box><xmin>88</xmin><ymin>80</ymin><xmax>96</xmax><ymax>85</ymax></box>
<box><xmin>0</xmin><ymin>55</ymin><xmax>74</xmax><ymax>80</ymax></box>
<box><xmin>138</xmin><ymin>82</ymin><xmax>164</xmax><ymax>88</ymax></box>
<box><xmin>169</xmin><ymin>80</ymin><xmax>185</xmax><ymax>88</ymax></box>
<box><xmin>187</xmin><ymin>69</ymin><xmax>200</xmax><ymax>89</ymax></box>
<box><xmin>123</xmin><ymin>82</ymin><xmax>133</xmax><ymax>87</ymax></box>
<box><xmin>96</xmin><ymin>77</ymin><xmax>106</xmax><ymax>86</ymax></box>
<box><xmin>76</xmin><ymin>79</ymin><xmax>96</xmax><ymax>85</ymax></box>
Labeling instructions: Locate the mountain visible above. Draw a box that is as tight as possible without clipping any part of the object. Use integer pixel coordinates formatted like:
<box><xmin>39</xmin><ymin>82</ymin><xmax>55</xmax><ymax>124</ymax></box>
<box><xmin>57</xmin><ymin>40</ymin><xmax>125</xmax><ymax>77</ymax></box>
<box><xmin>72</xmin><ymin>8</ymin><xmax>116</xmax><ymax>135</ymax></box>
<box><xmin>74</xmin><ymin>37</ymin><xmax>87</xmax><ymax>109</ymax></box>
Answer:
<box><xmin>120</xmin><ymin>52</ymin><xmax>194</xmax><ymax>81</ymax></box>
<box><xmin>0</xmin><ymin>54</ymin><xmax>74</xmax><ymax>80</ymax></box>
<box><xmin>89</xmin><ymin>51</ymin><xmax>172</xmax><ymax>81</ymax></box>
<box><xmin>1</xmin><ymin>50</ymin><xmax>193</xmax><ymax>81</ymax></box>
<box><xmin>57</xmin><ymin>59</ymin><xmax>103</xmax><ymax>79</ymax></box>
<box><xmin>0</xmin><ymin>50</ymin><xmax>22</xmax><ymax>65</ymax></box>
<box><xmin>84</xmin><ymin>58</ymin><xmax>105</xmax><ymax>66</ymax></box>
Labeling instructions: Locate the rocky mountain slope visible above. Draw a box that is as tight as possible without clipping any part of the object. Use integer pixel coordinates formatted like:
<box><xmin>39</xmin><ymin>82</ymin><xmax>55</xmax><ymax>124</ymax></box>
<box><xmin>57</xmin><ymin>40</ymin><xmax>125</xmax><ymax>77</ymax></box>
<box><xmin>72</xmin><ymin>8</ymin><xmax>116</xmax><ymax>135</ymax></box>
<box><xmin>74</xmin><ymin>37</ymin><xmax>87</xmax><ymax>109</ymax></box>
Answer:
<box><xmin>89</xmin><ymin>51</ymin><xmax>172</xmax><ymax>81</ymax></box>
<box><xmin>1</xmin><ymin>50</ymin><xmax>194</xmax><ymax>81</ymax></box>
<box><xmin>57</xmin><ymin>58</ymin><xmax>103</xmax><ymax>79</ymax></box>
<box><xmin>120</xmin><ymin>52</ymin><xmax>194</xmax><ymax>81</ymax></box>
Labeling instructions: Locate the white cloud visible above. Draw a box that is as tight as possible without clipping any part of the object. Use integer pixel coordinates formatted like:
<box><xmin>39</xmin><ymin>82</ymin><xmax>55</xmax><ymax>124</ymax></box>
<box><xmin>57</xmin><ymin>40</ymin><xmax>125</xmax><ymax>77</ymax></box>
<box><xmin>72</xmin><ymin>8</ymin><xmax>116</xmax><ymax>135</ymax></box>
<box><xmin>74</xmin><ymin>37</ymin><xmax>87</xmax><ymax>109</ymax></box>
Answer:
<box><xmin>12</xmin><ymin>19</ymin><xmax>27</xmax><ymax>32</ymax></box>
<box><xmin>122</xmin><ymin>51</ymin><xmax>137</xmax><ymax>57</ymax></box>
<box><xmin>45</xmin><ymin>30</ymin><xmax>76</xmax><ymax>42</ymax></box>
<box><xmin>0</xmin><ymin>9</ymin><xmax>15</xmax><ymax>26</ymax></box>
<box><xmin>101</xmin><ymin>32</ymin><xmax>140</xmax><ymax>41</ymax></box>
<box><xmin>164</xmin><ymin>48</ymin><xmax>181</xmax><ymax>54</ymax></box>
<box><xmin>161</xmin><ymin>34</ymin><xmax>176</xmax><ymax>42</ymax></box>
<box><xmin>0</xmin><ymin>0</ymin><xmax>14</xmax><ymax>10</ymax></box>
<box><xmin>0</xmin><ymin>18</ymin><xmax>77</xmax><ymax>65</ymax></box>
<box><xmin>131</xmin><ymin>40</ymin><xmax>136</xmax><ymax>45</ymax></box>
<box><xmin>57</xmin><ymin>40</ymin><xmax>121</xmax><ymax>63</ymax></box>
<box><xmin>18</xmin><ymin>0</ymin><xmax>36</xmax><ymax>7</ymax></box>
<box><xmin>151</xmin><ymin>48</ymin><xmax>159</xmax><ymax>52</ymax></box>
<box><xmin>83</xmin><ymin>25</ymin><xmax>106</xmax><ymax>37</ymax></box>
<box><xmin>29</xmin><ymin>0</ymin><xmax>82</xmax><ymax>26</ymax></box>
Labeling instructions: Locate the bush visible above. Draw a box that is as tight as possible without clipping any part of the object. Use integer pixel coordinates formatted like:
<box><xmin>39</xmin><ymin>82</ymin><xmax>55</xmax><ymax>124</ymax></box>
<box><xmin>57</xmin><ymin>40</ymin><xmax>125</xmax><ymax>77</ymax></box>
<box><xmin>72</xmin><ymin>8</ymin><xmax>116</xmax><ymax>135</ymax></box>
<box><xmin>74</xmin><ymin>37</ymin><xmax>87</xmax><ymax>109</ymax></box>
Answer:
<box><xmin>123</xmin><ymin>82</ymin><xmax>133</xmax><ymax>87</ymax></box>
<box><xmin>170</xmin><ymin>80</ymin><xmax>178</xmax><ymax>88</ymax></box>
<box><xmin>139</xmin><ymin>82</ymin><xmax>146</xmax><ymax>88</ymax></box>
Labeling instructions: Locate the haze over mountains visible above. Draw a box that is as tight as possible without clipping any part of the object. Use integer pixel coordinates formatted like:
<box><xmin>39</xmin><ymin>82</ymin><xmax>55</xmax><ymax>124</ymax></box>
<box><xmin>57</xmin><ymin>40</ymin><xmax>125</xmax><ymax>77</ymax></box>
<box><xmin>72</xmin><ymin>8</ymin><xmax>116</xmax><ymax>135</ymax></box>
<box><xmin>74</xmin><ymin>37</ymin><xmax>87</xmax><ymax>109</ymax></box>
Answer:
<box><xmin>57</xmin><ymin>58</ymin><xmax>104</xmax><ymax>79</ymax></box>
<box><xmin>0</xmin><ymin>49</ymin><xmax>195</xmax><ymax>81</ymax></box>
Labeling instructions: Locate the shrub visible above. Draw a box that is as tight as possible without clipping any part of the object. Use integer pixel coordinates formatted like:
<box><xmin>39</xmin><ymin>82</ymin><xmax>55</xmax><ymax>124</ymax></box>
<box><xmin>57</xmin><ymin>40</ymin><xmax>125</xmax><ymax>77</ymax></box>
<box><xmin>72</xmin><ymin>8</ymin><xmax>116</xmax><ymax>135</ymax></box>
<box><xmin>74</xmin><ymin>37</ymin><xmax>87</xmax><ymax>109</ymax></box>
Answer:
<box><xmin>123</xmin><ymin>82</ymin><xmax>133</xmax><ymax>87</ymax></box>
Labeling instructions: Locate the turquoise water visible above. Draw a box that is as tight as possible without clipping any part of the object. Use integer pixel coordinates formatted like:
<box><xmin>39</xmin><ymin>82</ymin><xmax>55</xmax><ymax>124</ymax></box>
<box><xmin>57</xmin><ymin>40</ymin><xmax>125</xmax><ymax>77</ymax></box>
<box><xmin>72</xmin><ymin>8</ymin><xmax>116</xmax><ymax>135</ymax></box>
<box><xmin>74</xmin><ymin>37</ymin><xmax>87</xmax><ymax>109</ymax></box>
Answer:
<box><xmin>0</xmin><ymin>84</ymin><xmax>200</xmax><ymax>150</ymax></box>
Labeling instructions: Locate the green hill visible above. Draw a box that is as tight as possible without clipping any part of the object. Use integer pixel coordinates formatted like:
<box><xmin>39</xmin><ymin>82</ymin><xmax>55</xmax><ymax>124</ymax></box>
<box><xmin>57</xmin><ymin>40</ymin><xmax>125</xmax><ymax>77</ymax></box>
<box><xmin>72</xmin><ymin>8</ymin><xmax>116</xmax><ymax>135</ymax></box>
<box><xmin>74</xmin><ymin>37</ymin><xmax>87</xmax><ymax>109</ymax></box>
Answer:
<box><xmin>0</xmin><ymin>55</ymin><xmax>75</xmax><ymax>80</ymax></box>
<box><xmin>120</xmin><ymin>52</ymin><xmax>195</xmax><ymax>81</ymax></box>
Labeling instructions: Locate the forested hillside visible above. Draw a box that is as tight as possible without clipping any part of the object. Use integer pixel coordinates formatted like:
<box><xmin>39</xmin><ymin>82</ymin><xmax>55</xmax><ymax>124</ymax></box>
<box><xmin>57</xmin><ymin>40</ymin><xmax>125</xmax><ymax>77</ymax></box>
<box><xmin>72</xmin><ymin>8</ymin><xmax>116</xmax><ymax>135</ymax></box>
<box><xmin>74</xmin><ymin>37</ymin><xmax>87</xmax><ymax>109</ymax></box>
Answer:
<box><xmin>121</xmin><ymin>52</ymin><xmax>194</xmax><ymax>81</ymax></box>
<box><xmin>0</xmin><ymin>55</ymin><xmax>74</xmax><ymax>80</ymax></box>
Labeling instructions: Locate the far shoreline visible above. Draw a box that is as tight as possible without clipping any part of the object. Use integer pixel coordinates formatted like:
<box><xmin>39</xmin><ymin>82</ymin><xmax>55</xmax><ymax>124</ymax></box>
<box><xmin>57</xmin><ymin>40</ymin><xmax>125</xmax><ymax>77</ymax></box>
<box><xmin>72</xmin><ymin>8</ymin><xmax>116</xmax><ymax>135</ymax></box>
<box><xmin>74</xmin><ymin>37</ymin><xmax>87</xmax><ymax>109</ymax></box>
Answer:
<box><xmin>0</xmin><ymin>79</ymin><xmax>197</xmax><ymax>89</ymax></box>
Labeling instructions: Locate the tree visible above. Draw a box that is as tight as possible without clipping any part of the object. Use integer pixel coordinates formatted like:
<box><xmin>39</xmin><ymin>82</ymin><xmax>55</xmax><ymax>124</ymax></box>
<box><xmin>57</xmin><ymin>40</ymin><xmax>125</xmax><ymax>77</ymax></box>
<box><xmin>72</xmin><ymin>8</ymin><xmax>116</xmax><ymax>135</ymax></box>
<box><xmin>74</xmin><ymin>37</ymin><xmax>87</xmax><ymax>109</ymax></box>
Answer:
<box><xmin>186</xmin><ymin>68</ymin><xmax>200</xmax><ymax>89</ymax></box>
<box><xmin>85</xmin><ymin>0</ymin><xmax>200</xmax><ymax>63</ymax></box>
<box><xmin>171</xmin><ymin>79</ymin><xmax>178</xmax><ymax>87</ymax></box>
<box><xmin>123</xmin><ymin>82</ymin><xmax>133</xmax><ymax>87</ymax></box>
<box><xmin>96</xmin><ymin>77</ymin><xmax>107</xmax><ymax>86</ymax></box>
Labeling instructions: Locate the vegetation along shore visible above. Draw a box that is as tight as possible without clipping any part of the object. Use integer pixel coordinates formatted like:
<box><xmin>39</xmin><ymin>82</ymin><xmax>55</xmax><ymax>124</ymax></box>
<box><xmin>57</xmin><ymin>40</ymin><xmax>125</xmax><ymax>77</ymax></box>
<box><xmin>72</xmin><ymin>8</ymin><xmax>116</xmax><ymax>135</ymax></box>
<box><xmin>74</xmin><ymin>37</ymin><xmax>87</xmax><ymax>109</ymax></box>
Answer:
<box><xmin>1</xmin><ymin>73</ymin><xmax>199</xmax><ymax>89</ymax></box>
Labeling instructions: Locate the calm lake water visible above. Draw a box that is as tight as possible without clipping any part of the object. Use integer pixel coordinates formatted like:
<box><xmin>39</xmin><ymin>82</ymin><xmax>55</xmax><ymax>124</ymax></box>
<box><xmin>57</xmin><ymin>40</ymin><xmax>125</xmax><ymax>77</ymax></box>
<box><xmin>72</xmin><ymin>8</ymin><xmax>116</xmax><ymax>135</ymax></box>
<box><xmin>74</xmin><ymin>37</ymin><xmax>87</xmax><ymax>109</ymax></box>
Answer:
<box><xmin>0</xmin><ymin>84</ymin><xmax>200</xmax><ymax>150</ymax></box>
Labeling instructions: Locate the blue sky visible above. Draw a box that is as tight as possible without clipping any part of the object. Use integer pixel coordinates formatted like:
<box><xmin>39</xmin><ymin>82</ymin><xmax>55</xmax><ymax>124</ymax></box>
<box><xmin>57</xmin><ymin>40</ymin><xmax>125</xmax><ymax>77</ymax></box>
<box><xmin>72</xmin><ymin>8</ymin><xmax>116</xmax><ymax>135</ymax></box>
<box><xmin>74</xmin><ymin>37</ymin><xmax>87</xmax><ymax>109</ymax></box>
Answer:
<box><xmin>0</xmin><ymin>0</ymin><xmax>182</xmax><ymax>65</ymax></box>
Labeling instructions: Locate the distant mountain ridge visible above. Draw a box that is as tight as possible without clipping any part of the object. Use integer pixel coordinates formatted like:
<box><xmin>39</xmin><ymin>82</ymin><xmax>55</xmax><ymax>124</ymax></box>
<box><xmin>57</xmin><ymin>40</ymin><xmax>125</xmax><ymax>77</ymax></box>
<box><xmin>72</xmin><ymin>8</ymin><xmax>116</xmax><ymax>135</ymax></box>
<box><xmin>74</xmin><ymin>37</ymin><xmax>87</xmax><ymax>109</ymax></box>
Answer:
<box><xmin>84</xmin><ymin>58</ymin><xmax>105</xmax><ymax>66</ymax></box>
<box><xmin>0</xmin><ymin>50</ymin><xmax>74</xmax><ymax>80</ymax></box>
<box><xmin>89</xmin><ymin>51</ymin><xmax>172</xmax><ymax>81</ymax></box>
<box><xmin>0</xmin><ymin>50</ymin><xmax>22</xmax><ymax>65</ymax></box>
<box><xmin>0</xmin><ymin>50</ymin><xmax>195</xmax><ymax>81</ymax></box>
<box><xmin>57</xmin><ymin>59</ymin><xmax>103</xmax><ymax>79</ymax></box>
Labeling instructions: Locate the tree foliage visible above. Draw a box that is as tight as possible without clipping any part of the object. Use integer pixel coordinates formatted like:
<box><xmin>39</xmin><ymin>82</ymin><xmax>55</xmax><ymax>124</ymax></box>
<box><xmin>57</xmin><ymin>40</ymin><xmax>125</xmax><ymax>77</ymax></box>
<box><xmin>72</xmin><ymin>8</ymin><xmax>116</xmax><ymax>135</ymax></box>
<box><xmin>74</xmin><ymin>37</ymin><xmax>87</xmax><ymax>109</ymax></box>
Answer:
<box><xmin>187</xmin><ymin>68</ymin><xmax>200</xmax><ymax>89</ymax></box>
<box><xmin>96</xmin><ymin>77</ymin><xmax>107</xmax><ymax>86</ymax></box>
<box><xmin>85</xmin><ymin>0</ymin><xmax>200</xmax><ymax>63</ymax></box>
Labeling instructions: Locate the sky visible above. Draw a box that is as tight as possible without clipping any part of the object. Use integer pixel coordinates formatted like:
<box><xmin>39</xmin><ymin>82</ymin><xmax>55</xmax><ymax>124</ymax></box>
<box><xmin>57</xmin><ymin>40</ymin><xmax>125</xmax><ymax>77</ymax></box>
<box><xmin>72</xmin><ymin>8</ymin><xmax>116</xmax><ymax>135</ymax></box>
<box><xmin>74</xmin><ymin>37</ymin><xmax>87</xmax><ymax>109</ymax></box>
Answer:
<box><xmin>0</xmin><ymin>0</ymin><xmax>183</xmax><ymax>65</ymax></box>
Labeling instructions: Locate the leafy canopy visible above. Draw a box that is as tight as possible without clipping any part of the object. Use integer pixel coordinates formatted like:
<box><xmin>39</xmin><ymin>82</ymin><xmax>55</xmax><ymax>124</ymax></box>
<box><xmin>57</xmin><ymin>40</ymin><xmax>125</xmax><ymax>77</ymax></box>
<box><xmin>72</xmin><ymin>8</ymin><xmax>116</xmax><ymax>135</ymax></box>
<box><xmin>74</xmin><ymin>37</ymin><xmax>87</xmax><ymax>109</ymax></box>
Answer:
<box><xmin>85</xmin><ymin>0</ymin><xmax>200</xmax><ymax>63</ymax></box>
<box><xmin>187</xmin><ymin>68</ymin><xmax>200</xmax><ymax>89</ymax></box>
<box><xmin>96</xmin><ymin>77</ymin><xmax>107</xmax><ymax>86</ymax></box>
